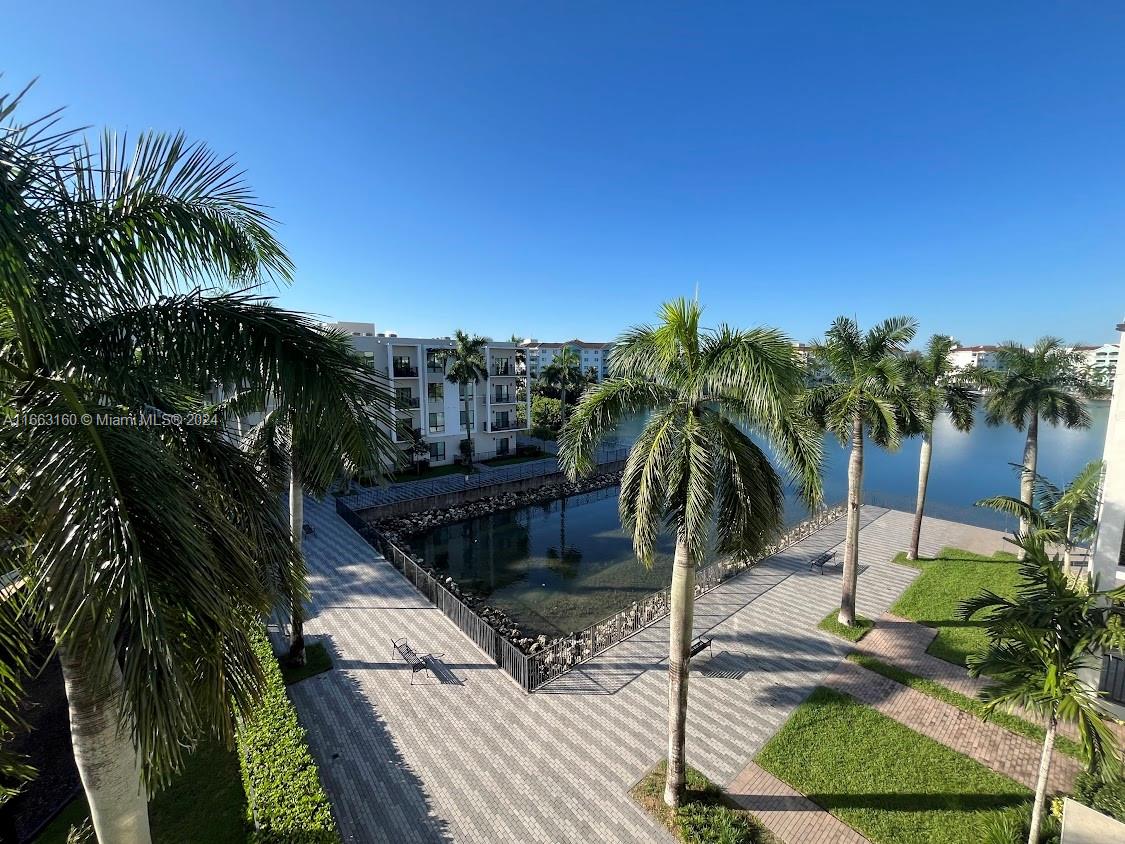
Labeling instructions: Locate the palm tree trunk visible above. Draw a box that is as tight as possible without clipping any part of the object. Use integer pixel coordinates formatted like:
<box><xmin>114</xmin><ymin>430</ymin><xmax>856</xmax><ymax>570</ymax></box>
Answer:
<box><xmin>1063</xmin><ymin>511</ymin><xmax>1073</xmax><ymax>571</ymax></box>
<box><xmin>464</xmin><ymin>391</ymin><xmax>473</xmax><ymax>468</ymax></box>
<box><xmin>288</xmin><ymin>456</ymin><xmax>306</xmax><ymax>666</ymax></box>
<box><xmin>1019</xmin><ymin>414</ymin><xmax>1039</xmax><ymax>560</ymax></box>
<box><xmin>663</xmin><ymin>531</ymin><xmax>695</xmax><ymax>809</ymax></box>
<box><xmin>907</xmin><ymin>429</ymin><xmax>933</xmax><ymax>560</ymax></box>
<box><xmin>560</xmin><ymin>386</ymin><xmax>567</xmax><ymax>421</ymax></box>
<box><xmin>59</xmin><ymin>637</ymin><xmax>152</xmax><ymax>844</ymax></box>
<box><xmin>1027</xmin><ymin>714</ymin><xmax>1057</xmax><ymax>844</ymax></box>
<box><xmin>839</xmin><ymin>415</ymin><xmax>864</xmax><ymax>626</ymax></box>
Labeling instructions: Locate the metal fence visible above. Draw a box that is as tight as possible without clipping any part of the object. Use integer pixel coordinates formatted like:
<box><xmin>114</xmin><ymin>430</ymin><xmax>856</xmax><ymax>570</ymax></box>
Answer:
<box><xmin>336</xmin><ymin>492</ymin><xmax>845</xmax><ymax>692</ymax></box>
<box><xmin>1100</xmin><ymin>654</ymin><xmax>1125</xmax><ymax>704</ymax></box>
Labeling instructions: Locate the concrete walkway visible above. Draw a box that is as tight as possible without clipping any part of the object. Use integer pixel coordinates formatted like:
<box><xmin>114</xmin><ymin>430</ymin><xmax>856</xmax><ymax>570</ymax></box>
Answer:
<box><xmin>290</xmin><ymin>499</ymin><xmax>1006</xmax><ymax>843</ymax></box>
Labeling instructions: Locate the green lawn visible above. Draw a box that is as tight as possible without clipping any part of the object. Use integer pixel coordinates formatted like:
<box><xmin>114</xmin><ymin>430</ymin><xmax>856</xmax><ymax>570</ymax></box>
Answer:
<box><xmin>756</xmin><ymin>687</ymin><xmax>1029</xmax><ymax>844</ymax></box>
<box><xmin>36</xmin><ymin>741</ymin><xmax>248</xmax><ymax>843</ymax></box>
<box><xmin>632</xmin><ymin>761</ymin><xmax>777</xmax><ymax>843</ymax></box>
<box><xmin>846</xmin><ymin>653</ymin><xmax>1084</xmax><ymax>760</ymax></box>
<box><xmin>891</xmin><ymin>546</ymin><xmax>1021</xmax><ymax>667</ymax></box>
<box><xmin>817</xmin><ymin>611</ymin><xmax>874</xmax><ymax>642</ymax></box>
<box><xmin>481</xmin><ymin>452</ymin><xmax>546</xmax><ymax>467</ymax></box>
<box><xmin>281</xmin><ymin>641</ymin><xmax>333</xmax><ymax>686</ymax></box>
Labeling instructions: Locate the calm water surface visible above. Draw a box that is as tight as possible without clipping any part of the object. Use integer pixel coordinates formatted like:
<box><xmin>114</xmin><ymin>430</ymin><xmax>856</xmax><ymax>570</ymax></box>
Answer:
<box><xmin>409</xmin><ymin>403</ymin><xmax>1110</xmax><ymax>637</ymax></box>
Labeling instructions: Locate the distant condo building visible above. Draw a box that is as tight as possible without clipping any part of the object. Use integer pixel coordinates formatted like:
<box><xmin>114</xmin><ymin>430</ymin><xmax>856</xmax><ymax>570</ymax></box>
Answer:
<box><xmin>947</xmin><ymin>342</ymin><xmax>1119</xmax><ymax>386</ymax></box>
<box><xmin>519</xmin><ymin>339</ymin><xmax>614</xmax><ymax>381</ymax></box>
<box><xmin>325</xmin><ymin>322</ymin><xmax>530</xmax><ymax>466</ymax></box>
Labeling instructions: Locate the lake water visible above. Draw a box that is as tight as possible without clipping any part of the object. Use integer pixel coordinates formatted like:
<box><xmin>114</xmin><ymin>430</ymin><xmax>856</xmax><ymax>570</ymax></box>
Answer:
<box><xmin>408</xmin><ymin>403</ymin><xmax>1110</xmax><ymax>638</ymax></box>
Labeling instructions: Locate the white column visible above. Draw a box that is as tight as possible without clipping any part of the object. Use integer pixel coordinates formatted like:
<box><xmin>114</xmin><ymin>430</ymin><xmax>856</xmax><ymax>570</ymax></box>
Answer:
<box><xmin>484</xmin><ymin>346</ymin><xmax>492</xmax><ymax>434</ymax></box>
<box><xmin>1091</xmin><ymin>326</ymin><xmax>1125</xmax><ymax>589</ymax></box>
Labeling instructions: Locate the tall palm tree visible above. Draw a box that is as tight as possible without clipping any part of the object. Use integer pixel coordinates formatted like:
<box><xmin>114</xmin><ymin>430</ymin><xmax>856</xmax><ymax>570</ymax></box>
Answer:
<box><xmin>902</xmin><ymin>335</ymin><xmax>981</xmax><ymax>560</ymax></box>
<box><xmin>437</xmin><ymin>330</ymin><xmax>488</xmax><ymax>468</ymax></box>
<box><xmin>559</xmin><ymin>299</ymin><xmax>822</xmax><ymax>809</ymax></box>
<box><xmin>976</xmin><ymin>460</ymin><xmax>1103</xmax><ymax>569</ymax></box>
<box><xmin>803</xmin><ymin>316</ymin><xmax>919</xmax><ymax>626</ymax></box>
<box><xmin>239</xmin><ymin>340</ymin><xmax>399</xmax><ymax>665</ymax></box>
<box><xmin>985</xmin><ymin>338</ymin><xmax>1105</xmax><ymax>555</ymax></box>
<box><xmin>542</xmin><ymin>346</ymin><xmax>583</xmax><ymax>418</ymax></box>
<box><xmin>959</xmin><ymin>538</ymin><xmax>1124</xmax><ymax>844</ymax></box>
<box><xmin>0</xmin><ymin>85</ymin><xmax>375</xmax><ymax>842</ymax></box>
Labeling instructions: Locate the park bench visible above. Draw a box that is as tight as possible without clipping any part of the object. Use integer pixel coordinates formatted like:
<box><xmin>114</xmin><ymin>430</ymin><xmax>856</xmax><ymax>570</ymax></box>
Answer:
<box><xmin>689</xmin><ymin>637</ymin><xmax>713</xmax><ymax>661</ymax></box>
<box><xmin>809</xmin><ymin>550</ymin><xmax>839</xmax><ymax>573</ymax></box>
<box><xmin>391</xmin><ymin>638</ymin><xmax>443</xmax><ymax>685</ymax></box>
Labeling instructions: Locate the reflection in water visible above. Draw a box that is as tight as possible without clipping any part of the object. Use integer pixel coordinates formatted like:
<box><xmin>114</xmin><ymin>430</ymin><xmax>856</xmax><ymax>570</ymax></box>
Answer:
<box><xmin>409</xmin><ymin>487</ymin><xmax>675</xmax><ymax>638</ymax></box>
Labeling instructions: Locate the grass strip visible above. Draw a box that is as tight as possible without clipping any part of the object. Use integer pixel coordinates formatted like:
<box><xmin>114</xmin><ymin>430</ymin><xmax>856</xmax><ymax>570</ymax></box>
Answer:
<box><xmin>756</xmin><ymin>686</ymin><xmax>1030</xmax><ymax>844</ymax></box>
<box><xmin>631</xmin><ymin>761</ymin><xmax>778</xmax><ymax>843</ymax></box>
<box><xmin>281</xmin><ymin>642</ymin><xmax>333</xmax><ymax>686</ymax></box>
<box><xmin>891</xmin><ymin>546</ymin><xmax>1021</xmax><ymax>668</ymax></box>
<box><xmin>817</xmin><ymin>611</ymin><xmax>874</xmax><ymax>642</ymax></box>
<box><xmin>846</xmin><ymin>652</ymin><xmax>1084</xmax><ymax>760</ymax></box>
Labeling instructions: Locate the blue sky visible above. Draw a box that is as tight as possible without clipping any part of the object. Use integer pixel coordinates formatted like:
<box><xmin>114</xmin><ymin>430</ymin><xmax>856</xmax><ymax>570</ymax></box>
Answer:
<box><xmin>7</xmin><ymin>2</ymin><xmax>1124</xmax><ymax>345</ymax></box>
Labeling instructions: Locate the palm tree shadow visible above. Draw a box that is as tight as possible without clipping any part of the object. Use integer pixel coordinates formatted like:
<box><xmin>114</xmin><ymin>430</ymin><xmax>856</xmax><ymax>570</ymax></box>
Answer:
<box><xmin>286</xmin><ymin>634</ymin><xmax>455</xmax><ymax>843</ymax></box>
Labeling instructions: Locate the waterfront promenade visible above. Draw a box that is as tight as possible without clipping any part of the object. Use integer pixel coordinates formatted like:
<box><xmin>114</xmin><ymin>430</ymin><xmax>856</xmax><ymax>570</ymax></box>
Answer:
<box><xmin>288</xmin><ymin>498</ymin><xmax>1008</xmax><ymax>843</ymax></box>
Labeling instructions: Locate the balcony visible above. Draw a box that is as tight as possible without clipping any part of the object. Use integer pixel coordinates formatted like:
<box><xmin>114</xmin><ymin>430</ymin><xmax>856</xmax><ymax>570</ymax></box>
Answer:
<box><xmin>491</xmin><ymin>419</ymin><xmax>522</xmax><ymax>431</ymax></box>
<box><xmin>492</xmin><ymin>392</ymin><xmax>514</xmax><ymax>404</ymax></box>
<box><xmin>393</xmin><ymin>366</ymin><xmax>419</xmax><ymax>378</ymax></box>
<box><xmin>491</xmin><ymin>362</ymin><xmax>515</xmax><ymax>377</ymax></box>
<box><xmin>396</xmin><ymin>397</ymin><xmax>421</xmax><ymax>409</ymax></box>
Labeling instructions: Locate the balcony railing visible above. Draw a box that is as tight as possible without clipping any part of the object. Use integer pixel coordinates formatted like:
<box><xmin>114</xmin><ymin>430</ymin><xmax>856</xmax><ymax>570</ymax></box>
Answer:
<box><xmin>393</xmin><ymin>366</ymin><xmax>419</xmax><ymax>378</ymax></box>
<box><xmin>491</xmin><ymin>419</ymin><xmax>521</xmax><ymax>431</ymax></box>
<box><xmin>492</xmin><ymin>392</ymin><xmax>514</xmax><ymax>403</ymax></box>
<box><xmin>491</xmin><ymin>363</ymin><xmax>514</xmax><ymax>376</ymax></box>
<box><xmin>396</xmin><ymin>397</ymin><xmax>421</xmax><ymax>409</ymax></box>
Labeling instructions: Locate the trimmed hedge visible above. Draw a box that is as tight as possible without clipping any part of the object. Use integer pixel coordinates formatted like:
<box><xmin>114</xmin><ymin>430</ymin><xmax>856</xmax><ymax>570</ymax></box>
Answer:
<box><xmin>237</xmin><ymin>628</ymin><xmax>339</xmax><ymax>842</ymax></box>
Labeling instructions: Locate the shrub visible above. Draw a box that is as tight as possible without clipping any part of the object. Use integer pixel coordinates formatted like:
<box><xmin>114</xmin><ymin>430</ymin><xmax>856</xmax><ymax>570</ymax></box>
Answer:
<box><xmin>1072</xmin><ymin>770</ymin><xmax>1125</xmax><ymax>822</ymax></box>
<box><xmin>531</xmin><ymin>395</ymin><xmax>563</xmax><ymax>435</ymax></box>
<box><xmin>237</xmin><ymin>628</ymin><xmax>338</xmax><ymax>842</ymax></box>
<box><xmin>676</xmin><ymin>802</ymin><xmax>759</xmax><ymax>843</ymax></box>
<box><xmin>976</xmin><ymin>805</ymin><xmax>1060</xmax><ymax>844</ymax></box>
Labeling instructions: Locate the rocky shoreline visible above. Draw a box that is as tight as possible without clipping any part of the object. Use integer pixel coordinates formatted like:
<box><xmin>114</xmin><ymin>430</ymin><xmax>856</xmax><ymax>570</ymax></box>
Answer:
<box><xmin>369</xmin><ymin>469</ymin><xmax>623</xmax><ymax>655</ymax></box>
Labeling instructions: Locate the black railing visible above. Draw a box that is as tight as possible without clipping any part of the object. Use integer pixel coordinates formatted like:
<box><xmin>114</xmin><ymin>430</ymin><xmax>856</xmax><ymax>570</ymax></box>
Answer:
<box><xmin>393</xmin><ymin>366</ymin><xmax>419</xmax><ymax>378</ymax></box>
<box><xmin>1101</xmin><ymin>654</ymin><xmax>1125</xmax><ymax>704</ymax></box>
<box><xmin>491</xmin><ymin>420</ymin><xmax>521</xmax><ymax>431</ymax></box>
<box><xmin>492</xmin><ymin>365</ymin><xmax>514</xmax><ymax>376</ymax></box>
<box><xmin>493</xmin><ymin>392</ymin><xmax>514</xmax><ymax>403</ymax></box>
<box><xmin>396</xmin><ymin>397</ymin><xmax>421</xmax><ymax>409</ymax></box>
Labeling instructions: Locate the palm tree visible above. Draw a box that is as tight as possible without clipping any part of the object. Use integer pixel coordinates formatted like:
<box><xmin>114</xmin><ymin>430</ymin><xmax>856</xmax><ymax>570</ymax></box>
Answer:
<box><xmin>436</xmin><ymin>330</ymin><xmax>488</xmax><ymax>468</ymax></box>
<box><xmin>559</xmin><ymin>299</ymin><xmax>822</xmax><ymax>809</ymax></box>
<box><xmin>542</xmin><ymin>346</ymin><xmax>583</xmax><ymax>418</ymax></box>
<box><xmin>959</xmin><ymin>538</ymin><xmax>1124</xmax><ymax>844</ymax></box>
<box><xmin>803</xmin><ymin>316</ymin><xmax>919</xmax><ymax>626</ymax></box>
<box><xmin>902</xmin><ymin>335</ymin><xmax>981</xmax><ymax>560</ymax></box>
<box><xmin>985</xmin><ymin>338</ymin><xmax>1105</xmax><ymax>555</ymax></box>
<box><xmin>240</xmin><ymin>341</ymin><xmax>399</xmax><ymax>665</ymax></box>
<box><xmin>0</xmin><ymin>85</ymin><xmax>377</xmax><ymax>842</ymax></box>
<box><xmin>976</xmin><ymin>460</ymin><xmax>1103</xmax><ymax>569</ymax></box>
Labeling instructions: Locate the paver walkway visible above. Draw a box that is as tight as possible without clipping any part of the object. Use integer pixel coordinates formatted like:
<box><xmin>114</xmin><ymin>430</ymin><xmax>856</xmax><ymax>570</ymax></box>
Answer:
<box><xmin>856</xmin><ymin>613</ymin><xmax>988</xmax><ymax>699</ymax></box>
<box><xmin>728</xmin><ymin>763</ymin><xmax>869</xmax><ymax>844</ymax></box>
<box><xmin>823</xmin><ymin>660</ymin><xmax>1081</xmax><ymax>793</ymax></box>
<box><xmin>289</xmin><ymin>498</ymin><xmax>1006</xmax><ymax>843</ymax></box>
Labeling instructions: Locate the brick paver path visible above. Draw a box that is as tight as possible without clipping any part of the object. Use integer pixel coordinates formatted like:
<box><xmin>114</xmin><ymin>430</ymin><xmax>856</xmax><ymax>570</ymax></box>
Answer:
<box><xmin>728</xmin><ymin>763</ymin><xmax>869</xmax><ymax>844</ymax></box>
<box><xmin>855</xmin><ymin>613</ymin><xmax>988</xmax><ymax>699</ymax></box>
<box><xmin>289</xmin><ymin>499</ymin><xmax>1004</xmax><ymax>842</ymax></box>
<box><xmin>823</xmin><ymin>660</ymin><xmax>1081</xmax><ymax>793</ymax></box>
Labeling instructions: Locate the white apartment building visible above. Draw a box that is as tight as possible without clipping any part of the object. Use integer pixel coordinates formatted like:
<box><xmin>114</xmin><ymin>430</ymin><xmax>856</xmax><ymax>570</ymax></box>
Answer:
<box><xmin>521</xmin><ymin>339</ymin><xmax>614</xmax><ymax>381</ymax></box>
<box><xmin>1074</xmin><ymin>343</ymin><xmax>1120</xmax><ymax>388</ymax></box>
<box><xmin>947</xmin><ymin>344</ymin><xmax>1002</xmax><ymax>369</ymax></box>
<box><xmin>325</xmin><ymin>323</ymin><xmax>530</xmax><ymax>466</ymax></box>
<box><xmin>1091</xmin><ymin>322</ymin><xmax>1125</xmax><ymax>715</ymax></box>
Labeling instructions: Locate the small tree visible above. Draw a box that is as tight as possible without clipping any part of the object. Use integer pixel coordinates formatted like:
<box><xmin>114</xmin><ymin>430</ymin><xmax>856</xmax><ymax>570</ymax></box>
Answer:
<box><xmin>959</xmin><ymin>539</ymin><xmax>1125</xmax><ymax>844</ymax></box>
<box><xmin>976</xmin><ymin>460</ymin><xmax>1103</xmax><ymax>569</ymax></box>
<box><xmin>542</xmin><ymin>346</ymin><xmax>583</xmax><ymax>418</ymax></box>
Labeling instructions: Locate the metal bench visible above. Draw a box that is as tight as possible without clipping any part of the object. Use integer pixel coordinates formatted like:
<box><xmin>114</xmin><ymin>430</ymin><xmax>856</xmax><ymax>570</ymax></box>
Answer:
<box><xmin>391</xmin><ymin>638</ymin><xmax>443</xmax><ymax>685</ymax></box>
<box><xmin>809</xmin><ymin>550</ymin><xmax>838</xmax><ymax>573</ymax></box>
<box><xmin>689</xmin><ymin>637</ymin><xmax>713</xmax><ymax>661</ymax></box>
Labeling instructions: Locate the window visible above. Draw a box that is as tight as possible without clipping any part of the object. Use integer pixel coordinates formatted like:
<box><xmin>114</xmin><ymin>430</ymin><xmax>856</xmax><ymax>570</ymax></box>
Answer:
<box><xmin>459</xmin><ymin>383</ymin><xmax>475</xmax><ymax>399</ymax></box>
<box><xmin>494</xmin><ymin>386</ymin><xmax>511</xmax><ymax>403</ymax></box>
<box><xmin>429</xmin><ymin>441</ymin><xmax>446</xmax><ymax>461</ymax></box>
<box><xmin>362</xmin><ymin>351</ymin><xmax>376</xmax><ymax>368</ymax></box>
<box><xmin>395</xmin><ymin>421</ymin><xmax>413</xmax><ymax>440</ymax></box>
<box><xmin>428</xmin><ymin>412</ymin><xmax>444</xmax><ymax>433</ymax></box>
<box><xmin>427</xmin><ymin>353</ymin><xmax>444</xmax><ymax>373</ymax></box>
<box><xmin>395</xmin><ymin>387</ymin><xmax>412</xmax><ymax>403</ymax></box>
<box><xmin>393</xmin><ymin>355</ymin><xmax>415</xmax><ymax>376</ymax></box>
<box><xmin>460</xmin><ymin>410</ymin><xmax>475</xmax><ymax>428</ymax></box>
<box><xmin>497</xmin><ymin>438</ymin><xmax>510</xmax><ymax>456</ymax></box>
<box><xmin>428</xmin><ymin>382</ymin><xmax>444</xmax><ymax>400</ymax></box>
<box><xmin>494</xmin><ymin>411</ymin><xmax>510</xmax><ymax>430</ymax></box>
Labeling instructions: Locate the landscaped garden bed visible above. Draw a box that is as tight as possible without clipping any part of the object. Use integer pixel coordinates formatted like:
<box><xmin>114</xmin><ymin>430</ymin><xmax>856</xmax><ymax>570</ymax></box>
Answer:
<box><xmin>890</xmin><ymin>546</ymin><xmax>1021</xmax><ymax>667</ymax></box>
<box><xmin>817</xmin><ymin>610</ymin><xmax>874</xmax><ymax>642</ymax></box>
<box><xmin>631</xmin><ymin>761</ymin><xmax>777</xmax><ymax>843</ymax></box>
<box><xmin>756</xmin><ymin>686</ymin><xmax>1030</xmax><ymax>843</ymax></box>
